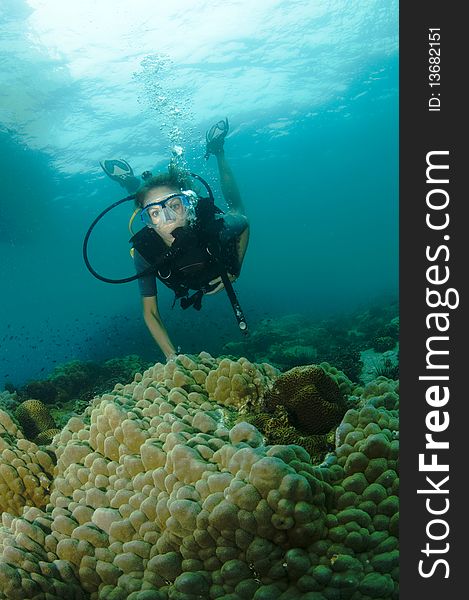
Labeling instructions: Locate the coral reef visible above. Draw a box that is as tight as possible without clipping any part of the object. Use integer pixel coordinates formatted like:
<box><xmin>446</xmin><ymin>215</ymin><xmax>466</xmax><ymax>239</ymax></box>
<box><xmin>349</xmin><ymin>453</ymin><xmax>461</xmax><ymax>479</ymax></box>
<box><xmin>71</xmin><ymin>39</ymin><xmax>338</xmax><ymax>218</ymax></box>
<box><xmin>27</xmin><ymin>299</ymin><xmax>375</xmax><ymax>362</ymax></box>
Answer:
<box><xmin>0</xmin><ymin>352</ymin><xmax>398</xmax><ymax>600</ymax></box>
<box><xmin>223</xmin><ymin>302</ymin><xmax>399</xmax><ymax>383</ymax></box>
<box><xmin>370</xmin><ymin>357</ymin><xmax>399</xmax><ymax>381</ymax></box>
<box><xmin>8</xmin><ymin>356</ymin><xmax>153</xmax><ymax>438</ymax></box>
<box><xmin>371</xmin><ymin>337</ymin><xmax>396</xmax><ymax>354</ymax></box>
<box><xmin>23</xmin><ymin>381</ymin><xmax>58</xmax><ymax>405</ymax></box>
<box><xmin>17</xmin><ymin>355</ymin><xmax>152</xmax><ymax>408</ymax></box>
<box><xmin>360</xmin><ymin>349</ymin><xmax>399</xmax><ymax>385</ymax></box>
<box><xmin>0</xmin><ymin>391</ymin><xmax>19</xmax><ymax>414</ymax></box>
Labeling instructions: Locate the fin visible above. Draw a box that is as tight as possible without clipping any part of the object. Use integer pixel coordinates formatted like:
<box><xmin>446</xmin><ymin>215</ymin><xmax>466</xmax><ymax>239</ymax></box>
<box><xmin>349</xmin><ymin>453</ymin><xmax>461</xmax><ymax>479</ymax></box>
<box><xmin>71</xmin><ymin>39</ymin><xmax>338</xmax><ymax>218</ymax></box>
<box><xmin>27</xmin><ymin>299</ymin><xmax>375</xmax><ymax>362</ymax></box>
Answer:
<box><xmin>100</xmin><ymin>159</ymin><xmax>134</xmax><ymax>183</ymax></box>
<box><xmin>204</xmin><ymin>118</ymin><xmax>229</xmax><ymax>159</ymax></box>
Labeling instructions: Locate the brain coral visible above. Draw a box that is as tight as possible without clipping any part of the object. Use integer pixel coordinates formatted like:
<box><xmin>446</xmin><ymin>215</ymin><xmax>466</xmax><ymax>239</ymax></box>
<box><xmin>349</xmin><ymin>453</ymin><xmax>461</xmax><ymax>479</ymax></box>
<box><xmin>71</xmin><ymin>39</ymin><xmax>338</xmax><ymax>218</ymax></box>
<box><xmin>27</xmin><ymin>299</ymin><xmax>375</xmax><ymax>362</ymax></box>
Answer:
<box><xmin>263</xmin><ymin>364</ymin><xmax>348</xmax><ymax>435</ymax></box>
<box><xmin>14</xmin><ymin>400</ymin><xmax>59</xmax><ymax>445</ymax></box>
<box><xmin>244</xmin><ymin>364</ymin><xmax>357</xmax><ymax>462</ymax></box>
<box><xmin>0</xmin><ymin>352</ymin><xmax>398</xmax><ymax>600</ymax></box>
<box><xmin>245</xmin><ymin>404</ymin><xmax>336</xmax><ymax>459</ymax></box>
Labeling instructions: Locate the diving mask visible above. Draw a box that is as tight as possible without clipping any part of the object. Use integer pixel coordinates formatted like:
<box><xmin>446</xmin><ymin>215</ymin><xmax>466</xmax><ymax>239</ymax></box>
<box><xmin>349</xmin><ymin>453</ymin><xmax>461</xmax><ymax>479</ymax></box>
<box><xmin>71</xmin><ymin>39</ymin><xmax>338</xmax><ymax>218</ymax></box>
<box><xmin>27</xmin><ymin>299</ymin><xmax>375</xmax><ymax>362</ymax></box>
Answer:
<box><xmin>141</xmin><ymin>191</ymin><xmax>197</xmax><ymax>229</ymax></box>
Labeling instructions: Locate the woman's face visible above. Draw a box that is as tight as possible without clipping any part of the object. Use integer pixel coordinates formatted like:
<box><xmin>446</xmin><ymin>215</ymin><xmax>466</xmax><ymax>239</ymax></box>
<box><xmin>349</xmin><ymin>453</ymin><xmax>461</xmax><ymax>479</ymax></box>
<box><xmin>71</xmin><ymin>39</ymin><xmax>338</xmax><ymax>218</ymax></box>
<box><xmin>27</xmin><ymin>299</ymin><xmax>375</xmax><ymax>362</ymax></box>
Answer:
<box><xmin>143</xmin><ymin>185</ymin><xmax>187</xmax><ymax>235</ymax></box>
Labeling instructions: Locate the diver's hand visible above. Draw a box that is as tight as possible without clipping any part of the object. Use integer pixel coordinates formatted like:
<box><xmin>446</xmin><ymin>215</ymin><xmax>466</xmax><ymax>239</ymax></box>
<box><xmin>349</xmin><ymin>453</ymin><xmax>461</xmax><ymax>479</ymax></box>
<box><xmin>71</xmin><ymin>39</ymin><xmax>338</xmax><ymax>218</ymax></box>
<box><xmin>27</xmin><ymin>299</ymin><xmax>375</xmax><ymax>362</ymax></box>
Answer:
<box><xmin>155</xmin><ymin>218</ymin><xmax>186</xmax><ymax>245</ymax></box>
<box><xmin>205</xmin><ymin>273</ymin><xmax>237</xmax><ymax>295</ymax></box>
<box><xmin>165</xmin><ymin>346</ymin><xmax>182</xmax><ymax>363</ymax></box>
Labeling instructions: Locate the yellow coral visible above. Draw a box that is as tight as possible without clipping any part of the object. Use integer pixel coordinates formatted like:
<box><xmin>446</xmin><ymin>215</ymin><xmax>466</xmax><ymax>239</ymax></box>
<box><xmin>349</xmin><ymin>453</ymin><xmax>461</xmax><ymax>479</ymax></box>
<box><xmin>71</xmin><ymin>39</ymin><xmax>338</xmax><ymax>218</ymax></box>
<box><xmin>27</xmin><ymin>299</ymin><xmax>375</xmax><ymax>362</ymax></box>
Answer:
<box><xmin>0</xmin><ymin>410</ymin><xmax>55</xmax><ymax>514</ymax></box>
<box><xmin>0</xmin><ymin>354</ymin><xmax>315</xmax><ymax>598</ymax></box>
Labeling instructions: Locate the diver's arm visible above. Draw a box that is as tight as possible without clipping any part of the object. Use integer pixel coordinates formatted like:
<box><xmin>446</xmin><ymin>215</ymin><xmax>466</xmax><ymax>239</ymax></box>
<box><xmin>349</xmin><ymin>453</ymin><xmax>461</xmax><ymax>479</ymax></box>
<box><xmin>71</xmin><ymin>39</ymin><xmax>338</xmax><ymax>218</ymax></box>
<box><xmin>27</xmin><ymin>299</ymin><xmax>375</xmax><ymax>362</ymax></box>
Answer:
<box><xmin>215</xmin><ymin>150</ymin><xmax>245</xmax><ymax>215</ymax></box>
<box><xmin>142</xmin><ymin>296</ymin><xmax>177</xmax><ymax>359</ymax></box>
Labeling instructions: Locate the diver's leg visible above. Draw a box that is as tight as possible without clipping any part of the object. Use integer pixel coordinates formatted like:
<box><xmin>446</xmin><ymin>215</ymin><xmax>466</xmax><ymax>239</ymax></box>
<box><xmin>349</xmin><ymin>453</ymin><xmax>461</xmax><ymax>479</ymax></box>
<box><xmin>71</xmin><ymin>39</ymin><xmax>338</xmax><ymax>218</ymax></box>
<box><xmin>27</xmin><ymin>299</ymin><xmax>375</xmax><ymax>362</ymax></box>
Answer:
<box><xmin>205</xmin><ymin>118</ymin><xmax>245</xmax><ymax>214</ymax></box>
<box><xmin>215</xmin><ymin>150</ymin><xmax>245</xmax><ymax>215</ymax></box>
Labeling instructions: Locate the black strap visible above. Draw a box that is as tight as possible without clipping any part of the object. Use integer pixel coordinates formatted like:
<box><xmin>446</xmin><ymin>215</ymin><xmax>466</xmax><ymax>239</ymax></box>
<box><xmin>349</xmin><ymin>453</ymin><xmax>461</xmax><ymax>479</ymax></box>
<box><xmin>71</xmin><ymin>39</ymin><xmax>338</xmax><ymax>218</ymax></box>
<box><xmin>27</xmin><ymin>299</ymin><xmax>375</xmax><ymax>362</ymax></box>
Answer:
<box><xmin>176</xmin><ymin>268</ymin><xmax>248</xmax><ymax>334</ymax></box>
<box><xmin>180</xmin><ymin>290</ymin><xmax>204</xmax><ymax>311</ymax></box>
<box><xmin>219</xmin><ymin>271</ymin><xmax>248</xmax><ymax>334</ymax></box>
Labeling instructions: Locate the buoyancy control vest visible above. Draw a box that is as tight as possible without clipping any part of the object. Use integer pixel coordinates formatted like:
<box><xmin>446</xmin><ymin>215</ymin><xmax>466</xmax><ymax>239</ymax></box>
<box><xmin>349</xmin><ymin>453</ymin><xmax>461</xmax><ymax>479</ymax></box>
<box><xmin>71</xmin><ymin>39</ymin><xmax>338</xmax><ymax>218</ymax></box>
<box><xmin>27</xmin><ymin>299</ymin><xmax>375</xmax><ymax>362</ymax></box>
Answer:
<box><xmin>130</xmin><ymin>198</ymin><xmax>240</xmax><ymax>307</ymax></box>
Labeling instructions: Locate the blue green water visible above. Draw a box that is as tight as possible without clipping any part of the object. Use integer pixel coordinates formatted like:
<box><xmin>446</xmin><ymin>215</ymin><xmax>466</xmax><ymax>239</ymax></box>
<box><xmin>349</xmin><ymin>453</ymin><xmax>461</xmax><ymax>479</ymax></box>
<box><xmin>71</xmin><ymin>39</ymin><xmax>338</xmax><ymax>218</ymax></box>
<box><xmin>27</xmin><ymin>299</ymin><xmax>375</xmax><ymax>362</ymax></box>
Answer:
<box><xmin>0</xmin><ymin>0</ymin><xmax>398</xmax><ymax>386</ymax></box>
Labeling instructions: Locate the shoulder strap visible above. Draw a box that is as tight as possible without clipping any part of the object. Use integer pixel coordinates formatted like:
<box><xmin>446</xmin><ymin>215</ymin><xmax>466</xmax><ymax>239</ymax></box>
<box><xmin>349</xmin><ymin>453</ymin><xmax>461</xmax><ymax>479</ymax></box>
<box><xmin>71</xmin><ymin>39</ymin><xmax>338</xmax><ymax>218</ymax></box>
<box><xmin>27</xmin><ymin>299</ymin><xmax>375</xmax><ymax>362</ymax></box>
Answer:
<box><xmin>130</xmin><ymin>227</ymin><xmax>167</xmax><ymax>265</ymax></box>
<box><xmin>194</xmin><ymin>197</ymin><xmax>225</xmax><ymax>239</ymax></box>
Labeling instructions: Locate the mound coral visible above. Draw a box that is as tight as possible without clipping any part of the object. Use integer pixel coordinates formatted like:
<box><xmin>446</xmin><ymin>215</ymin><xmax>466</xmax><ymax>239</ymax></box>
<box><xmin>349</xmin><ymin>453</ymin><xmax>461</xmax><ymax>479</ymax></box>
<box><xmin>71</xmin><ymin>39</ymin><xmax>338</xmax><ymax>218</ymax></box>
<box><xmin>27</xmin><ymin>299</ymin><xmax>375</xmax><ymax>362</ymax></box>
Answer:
<box><xmin>0</xmin><ymin>410</ymin><xmax>55</xmax><ymax>515</ymax></box>
<box><xmin>204</xmin><ymin>356</ymin><xmax>278</xmax><ymax>409</ymax></box>
<box><xmin>0</xmin><ymin>352</ymin><xmax>398</xmax><ymax>600</ymax></box>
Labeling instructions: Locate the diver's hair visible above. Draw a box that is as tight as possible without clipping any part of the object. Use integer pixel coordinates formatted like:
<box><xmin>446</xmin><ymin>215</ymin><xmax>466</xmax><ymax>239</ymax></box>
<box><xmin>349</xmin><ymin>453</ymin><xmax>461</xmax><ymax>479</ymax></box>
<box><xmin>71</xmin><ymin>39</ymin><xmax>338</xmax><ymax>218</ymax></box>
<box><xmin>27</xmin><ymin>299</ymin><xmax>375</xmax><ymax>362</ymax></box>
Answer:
<box><xmin>135</xmin><ymin>165</ymin><xmax>194</xmax><ymax>208</ymax></box>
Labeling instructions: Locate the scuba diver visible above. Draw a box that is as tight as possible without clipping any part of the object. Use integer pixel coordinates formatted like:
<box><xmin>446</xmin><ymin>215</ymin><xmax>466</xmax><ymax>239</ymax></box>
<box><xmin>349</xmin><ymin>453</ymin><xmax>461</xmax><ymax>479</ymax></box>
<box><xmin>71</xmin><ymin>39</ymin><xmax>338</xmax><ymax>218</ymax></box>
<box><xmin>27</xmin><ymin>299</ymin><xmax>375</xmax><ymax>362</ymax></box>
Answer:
<box><xmin>97</xmin><ymin>119</ymin><xmax>249</xmax><ymax>361</ymax></box>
